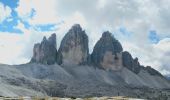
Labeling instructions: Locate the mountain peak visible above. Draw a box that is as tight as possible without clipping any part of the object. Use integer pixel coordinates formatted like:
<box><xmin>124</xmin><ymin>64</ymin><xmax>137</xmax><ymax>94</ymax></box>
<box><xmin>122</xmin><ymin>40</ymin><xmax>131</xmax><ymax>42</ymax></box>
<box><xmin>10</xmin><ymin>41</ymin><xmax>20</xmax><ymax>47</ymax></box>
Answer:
<box><xmin>57</xmin><ymin>24</ymin><xmax>89</xmax><ymax>65</ymax></box>
<box><xmin>31</xmin><ymin>33</ymin><xmax>57</xmax><ymax>65</ymax></box>
<box><xmin>42</xmin><ymin>36</ymin><xmax>47</xmax><ymax>41</ymax></box>
<box><xmin>91</xmin><ymin>31</ymin><xmax>123</xmax><ymax>70</ymax></box>
<box><xmin>72</xmin><ymin>24</ymin><xmax>81</xmax><ymax>29</ymax></box>
<box><xmin>48</xmin><ymin>33</ymin><xmax>56</xmax><ymax>48</ymax></box>
<box><xmin>70</xmin><ymin>24</ymin><xmax>82</xmax><ymax>33</ymax></box>
<box><xmin>102</xmin><ymin>31</ymin><xmax>113</xmax><ymax>38</ymax></box>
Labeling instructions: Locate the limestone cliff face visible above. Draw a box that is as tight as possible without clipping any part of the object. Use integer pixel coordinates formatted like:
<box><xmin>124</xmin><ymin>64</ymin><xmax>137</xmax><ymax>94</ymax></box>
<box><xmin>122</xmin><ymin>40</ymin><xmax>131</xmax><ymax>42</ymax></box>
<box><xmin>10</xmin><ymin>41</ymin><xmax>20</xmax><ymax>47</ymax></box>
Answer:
<box><xmin>30</xmin><ymin>24</ymin><xmax>164</xmax><ymax>78</ymax></box>
<box><xmin>57</xmin><ymin>24</ymin><xmax>89</xmax><ymax>65</ymax></box>
<box><xmin>31</xmin><ymin>33</ymin><xmax>57</xmax><ymax>65</ymax></box>
<box><xmin>91</xmin><ymin>31</ymin><xmax>123</xmax><ymax>70</ymax></box>
<box><xmin>122</xmin><ymin>51</ymin><xmax>141</xmax><ymax>74</ymax></box>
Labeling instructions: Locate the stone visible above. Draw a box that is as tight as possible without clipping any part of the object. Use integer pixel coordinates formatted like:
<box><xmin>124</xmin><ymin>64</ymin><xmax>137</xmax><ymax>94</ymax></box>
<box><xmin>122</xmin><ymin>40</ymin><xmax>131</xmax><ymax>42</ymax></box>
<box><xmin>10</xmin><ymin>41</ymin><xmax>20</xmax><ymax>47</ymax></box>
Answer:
<box><xmin>31</xmin><ymin>33</ymin><xmax>57</xmax><ymax>65</ymax></box>
<box><xmin>57</xmin><ymin>24</ymin><xmax>89</xmax><ymax>65</ymax></box>
<box><xmin>91</xmin><ymin>31</ymin><xmax>123</xmax><ymax>70</ymax></box>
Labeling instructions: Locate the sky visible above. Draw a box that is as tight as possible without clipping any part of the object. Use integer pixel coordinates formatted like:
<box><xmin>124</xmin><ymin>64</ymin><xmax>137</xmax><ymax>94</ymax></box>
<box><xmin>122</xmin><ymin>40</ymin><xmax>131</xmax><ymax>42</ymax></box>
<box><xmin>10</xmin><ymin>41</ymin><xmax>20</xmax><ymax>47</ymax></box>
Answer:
<box><xmin>0</xmin><ymin>0</ymin><xmax>170</xmax><ymax>76</ymax></box>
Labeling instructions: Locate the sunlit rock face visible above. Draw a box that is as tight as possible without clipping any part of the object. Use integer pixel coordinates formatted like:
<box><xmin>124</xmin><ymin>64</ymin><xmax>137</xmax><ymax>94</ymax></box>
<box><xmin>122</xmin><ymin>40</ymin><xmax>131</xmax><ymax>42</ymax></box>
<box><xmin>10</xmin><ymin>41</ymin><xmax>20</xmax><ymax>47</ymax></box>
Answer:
<box><xmin>101</xmin><ymin>51</ymin><xmax>123</xmax><ymax>70</ymax></box>
<box><xmin>57</xmin><ymin>24</ymin><xmax>89</xmax><ymax>65</ymax></box>
<box><xmin>91</xmin><ymin>31</ymin><xmax>123</xmax><ymax>70</ymax></box>
<box><xmin>31</xmin><ymin>33</ymin><xmax>57</xmax><ymax>65</ymax></box>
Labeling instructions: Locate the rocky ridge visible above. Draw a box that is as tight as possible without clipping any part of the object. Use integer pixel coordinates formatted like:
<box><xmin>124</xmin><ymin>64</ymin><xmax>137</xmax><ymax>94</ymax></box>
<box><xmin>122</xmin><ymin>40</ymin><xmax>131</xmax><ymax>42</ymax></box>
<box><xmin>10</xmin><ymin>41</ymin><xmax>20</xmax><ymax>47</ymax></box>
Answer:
<box><xmin>31</xmin><ymin>33</ymin><xmax>57</xmax><ymax>65</ymax></box>
<box><xmin>122</xmin><ymin>51</ymin><xmax>141</xmax><ymax>74</ymax></box>
<box><xmin>31</xmin><ymin>24</ymin><xmax>163</xmax><ymax>77</ymax></box>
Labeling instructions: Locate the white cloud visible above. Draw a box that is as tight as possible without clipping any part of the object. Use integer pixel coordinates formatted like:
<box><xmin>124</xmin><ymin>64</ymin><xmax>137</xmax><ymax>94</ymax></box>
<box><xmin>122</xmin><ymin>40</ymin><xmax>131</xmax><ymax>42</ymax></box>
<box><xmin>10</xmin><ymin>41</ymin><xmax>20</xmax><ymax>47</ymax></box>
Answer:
<box><xmin>97</xmin><ymin>0</ymin><xmax>107</xmax><ymax>9</ymax></box>
<box><xmin>0</xmin><ymin>32</ymin><xmax>25</xmax><ymax>64</ymax></box>
<box><xmin>153</xmin><ymin>38</ymin><xmax>170</xmax><ymax>71</ymax></box>
<box><xmin>16</xmin><ymin>0</ymin><xmax>60</xmax><ymax>25</ymax></box>
<box><xmin>0</xmin><ymin>2</ymin><xmax>12</xmax><ymax>23</ymax></box>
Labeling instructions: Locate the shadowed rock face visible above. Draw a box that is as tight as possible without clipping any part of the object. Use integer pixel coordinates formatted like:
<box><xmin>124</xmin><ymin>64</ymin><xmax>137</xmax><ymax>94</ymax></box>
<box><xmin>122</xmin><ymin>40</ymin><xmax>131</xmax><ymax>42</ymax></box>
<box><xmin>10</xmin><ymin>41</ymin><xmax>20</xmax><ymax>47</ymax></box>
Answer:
<box><xmin>91</xmin><ymin>31</ymin><xmax>123</xmax><ymax>70</ymax></box>
<box><xmin>57</xmin><ymin>24</ymin><xmax>89</xmax><ymax>65</ymax></box>
<box><xmin>31</xmin><ymin>33</ymin><xmax>57</xmax><ymax>65</ymax></box>
<box><xmin>122</xmin><ymin>51</ymin><xmax>141</xmax><ymax>74</ymax></box>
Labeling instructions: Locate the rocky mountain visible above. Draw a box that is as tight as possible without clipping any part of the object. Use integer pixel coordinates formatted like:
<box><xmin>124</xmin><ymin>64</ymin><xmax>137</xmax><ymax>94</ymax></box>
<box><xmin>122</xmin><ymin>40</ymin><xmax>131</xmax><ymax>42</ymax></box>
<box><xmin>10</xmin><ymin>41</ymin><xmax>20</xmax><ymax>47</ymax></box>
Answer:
<box><xmin>30</xmin><ymin>33</ymin><xmax>57</xmax><ymax>65</ymax></box>
<box><xmin>0</xmin><ymin>24</ymin><xmax>169</xmax><ymax>99</ymax></box>
<box><xmin>57</xmin><ymin>24</ymin><xmax>89</xmax><ymax>65</ymax></box>
<box><xmin>91</xmin><ymin>31</ymin><xmax>123</xmax><ymax>70</ymax></box>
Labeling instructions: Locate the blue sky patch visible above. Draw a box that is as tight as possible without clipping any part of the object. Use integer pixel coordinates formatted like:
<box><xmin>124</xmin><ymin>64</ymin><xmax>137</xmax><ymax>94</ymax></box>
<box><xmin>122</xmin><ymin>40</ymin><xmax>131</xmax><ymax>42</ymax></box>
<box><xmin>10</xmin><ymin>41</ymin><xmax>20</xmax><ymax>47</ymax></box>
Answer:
<box><xmin>148</xmin><ymin>30</ymin><xmax>160</xmax><ymax>44</ymax></box>
<box><xmin>0</xmin><ymin>1</ymin><xmax>58</xmax><ymax>33</ymax></box>
<box><xmin>0</xmin><ymin>0</ymin><xmax>19</xmax><ymax>8</ymax></box>
<box><xmin>119</xmin><ymin>26</ymin><xmax>132</xmax><ymax>37</ymax></box>
<box><xmin>0</xmin><ymin>19</ymin><xmax>23</xmax><ymax>33</ymax></box>
<box><xmin>34</xmin><ymin>24</ymin><xmax>58</xmax><ymax>32</ymax></box>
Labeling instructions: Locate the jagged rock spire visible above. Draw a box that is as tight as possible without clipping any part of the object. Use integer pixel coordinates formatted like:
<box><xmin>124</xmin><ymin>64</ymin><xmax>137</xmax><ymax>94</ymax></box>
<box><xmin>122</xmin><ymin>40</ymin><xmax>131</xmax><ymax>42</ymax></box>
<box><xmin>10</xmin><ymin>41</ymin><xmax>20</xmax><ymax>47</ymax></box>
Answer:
<box><xmin>31</xmin><ymin>33</ymin><xmax>57</xmax><ymax>65</ymax></box>
<box><xmin>29</xmin><ymin>24</ymin><xmax>164</xmax><ymax>77</ymax></box>
<box><xmin>48</xmin><ymin>33</ymin><xmax>56</xmax><ymax>48</ymax></box>
<box><xmin>91</xmin><ymin>31</ymin><xmax>123</xmax><ymax>70</ymax></box>
<box><xmin>57</xmin><ymin>24</ymin><xmax>89</xmax><ymax>65</ymax></box>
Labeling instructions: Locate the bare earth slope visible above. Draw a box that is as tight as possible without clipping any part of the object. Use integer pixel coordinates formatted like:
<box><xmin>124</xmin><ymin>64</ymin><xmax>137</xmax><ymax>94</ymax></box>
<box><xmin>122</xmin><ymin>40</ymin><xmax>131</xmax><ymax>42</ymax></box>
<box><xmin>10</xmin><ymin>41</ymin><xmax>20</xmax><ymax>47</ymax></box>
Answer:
<box><xmin>0</xmin><ymin>63</ymin><xmax>169</xmax><ymax>98</ymax></box>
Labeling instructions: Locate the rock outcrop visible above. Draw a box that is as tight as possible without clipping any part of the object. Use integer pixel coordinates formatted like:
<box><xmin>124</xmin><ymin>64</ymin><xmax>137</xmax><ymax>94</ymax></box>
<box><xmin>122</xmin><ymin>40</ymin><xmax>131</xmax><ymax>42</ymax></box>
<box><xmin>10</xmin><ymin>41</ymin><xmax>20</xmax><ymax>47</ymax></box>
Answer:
<box><xmin>31</xmin><ymin>33</ymin><xmax>57</xmax><ymax>65</ymax></box>
<box><xmin>122</xmin><ymin>51</ymin><xmax>141</xmax><ymax>74</ymax></box>
<box><xmin>144</xmin><ymin>66</ymin><xmax>163</xmax><ymax>77</ymax></box>
<box><xmin>122</xmin><ymin>51</ymin><xmax>163</xmax><ymax>76</ymax></box>
<box><xmin>91</xmin><ymin>31</ymin><xmax>123</xmax><ymax>70</ymax></box>
<box><xmin>57</xmin><ymin>24</ymin><xmax>89</xmax><ymax>65</ymax></box>
<box><xmin>30</xmin><ymin>24</ymin><xmax>164</xmax><ymax>78</ymax></box>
